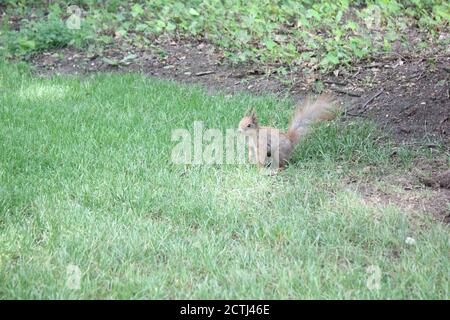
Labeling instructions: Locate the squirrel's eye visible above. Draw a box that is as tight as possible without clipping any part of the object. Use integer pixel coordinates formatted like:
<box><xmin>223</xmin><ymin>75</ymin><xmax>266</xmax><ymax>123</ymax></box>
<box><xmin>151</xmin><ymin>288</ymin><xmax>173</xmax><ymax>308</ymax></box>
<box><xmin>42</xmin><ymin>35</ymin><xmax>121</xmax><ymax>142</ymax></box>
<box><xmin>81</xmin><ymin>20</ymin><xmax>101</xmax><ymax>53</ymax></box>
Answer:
<box><xmin>247</xmin><ymin>123</ymin><xmax>251</xmax><ymax>128</ymax></box>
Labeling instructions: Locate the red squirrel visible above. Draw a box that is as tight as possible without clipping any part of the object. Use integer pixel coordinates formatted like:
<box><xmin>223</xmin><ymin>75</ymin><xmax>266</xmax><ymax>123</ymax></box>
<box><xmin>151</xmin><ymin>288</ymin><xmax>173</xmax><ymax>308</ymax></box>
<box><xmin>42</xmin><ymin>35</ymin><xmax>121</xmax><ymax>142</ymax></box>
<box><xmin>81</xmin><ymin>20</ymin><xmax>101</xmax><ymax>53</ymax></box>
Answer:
<box><xmin>238</xmin><ymin>93</ymin><xmax>336</xmax><ymax>171</ymax></box>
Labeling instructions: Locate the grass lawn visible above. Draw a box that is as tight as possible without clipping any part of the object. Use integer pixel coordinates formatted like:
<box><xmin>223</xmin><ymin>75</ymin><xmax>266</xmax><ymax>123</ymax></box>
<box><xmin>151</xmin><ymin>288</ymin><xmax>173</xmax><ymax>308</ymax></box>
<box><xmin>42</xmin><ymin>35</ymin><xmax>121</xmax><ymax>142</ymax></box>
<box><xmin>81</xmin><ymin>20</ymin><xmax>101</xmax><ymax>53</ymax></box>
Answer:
<box><xmin>0</xmin><ymin>62</ymin><xmax>448</xmax><ymax>299</ymax></box>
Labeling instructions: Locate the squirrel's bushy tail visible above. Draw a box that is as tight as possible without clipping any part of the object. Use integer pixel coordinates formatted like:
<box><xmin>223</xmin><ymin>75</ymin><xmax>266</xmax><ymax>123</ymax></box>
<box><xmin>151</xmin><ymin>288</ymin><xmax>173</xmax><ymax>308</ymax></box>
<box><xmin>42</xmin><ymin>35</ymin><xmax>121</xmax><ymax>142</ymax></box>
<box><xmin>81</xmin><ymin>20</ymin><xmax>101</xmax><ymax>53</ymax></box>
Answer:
<box><xmin>287</xmin><ymin>93</ymin><xmax>336</xmax><ymax>144</ymax></box>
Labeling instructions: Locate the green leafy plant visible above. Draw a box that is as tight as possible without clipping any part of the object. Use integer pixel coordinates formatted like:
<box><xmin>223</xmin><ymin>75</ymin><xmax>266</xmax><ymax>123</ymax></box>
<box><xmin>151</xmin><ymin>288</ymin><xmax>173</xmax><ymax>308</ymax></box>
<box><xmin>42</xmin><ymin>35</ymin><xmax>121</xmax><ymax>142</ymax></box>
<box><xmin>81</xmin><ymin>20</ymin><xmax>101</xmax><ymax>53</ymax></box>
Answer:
<box><xmin>1</xmin><ymin>1</ymin><xmax>448</xmax><ymax>72</ymax></box>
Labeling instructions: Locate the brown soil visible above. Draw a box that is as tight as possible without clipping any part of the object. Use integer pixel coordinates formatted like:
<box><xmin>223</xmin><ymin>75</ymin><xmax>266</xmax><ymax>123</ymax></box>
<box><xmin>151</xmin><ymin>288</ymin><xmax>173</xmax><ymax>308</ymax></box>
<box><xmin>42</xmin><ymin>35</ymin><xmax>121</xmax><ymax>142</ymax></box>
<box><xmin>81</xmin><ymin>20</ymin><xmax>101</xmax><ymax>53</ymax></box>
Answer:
<box><xmin>357</xmin><ymin>181</ymin><xmax>450</xmax><ymax>224</ymax></box>
<box><xmin>347</xmin><ymin>157</ymin><xmax>450</xmax><ymax>224</ymax></box>
<box><xmin>420</xmin><ymin>169</ymin><xmax>450</xmax><ymax>189</ymax></box>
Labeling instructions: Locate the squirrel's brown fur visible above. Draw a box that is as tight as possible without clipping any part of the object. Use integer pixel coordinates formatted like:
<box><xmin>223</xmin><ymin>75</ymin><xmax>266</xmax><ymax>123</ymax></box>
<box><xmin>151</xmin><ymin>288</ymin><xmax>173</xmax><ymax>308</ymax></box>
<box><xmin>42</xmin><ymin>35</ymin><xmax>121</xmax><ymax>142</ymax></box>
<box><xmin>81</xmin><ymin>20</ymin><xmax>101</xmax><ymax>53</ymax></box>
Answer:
<box><xmin>238</xmin><ymin>93</ymin><xmax>336</xmax><ymax>171</ymax></box>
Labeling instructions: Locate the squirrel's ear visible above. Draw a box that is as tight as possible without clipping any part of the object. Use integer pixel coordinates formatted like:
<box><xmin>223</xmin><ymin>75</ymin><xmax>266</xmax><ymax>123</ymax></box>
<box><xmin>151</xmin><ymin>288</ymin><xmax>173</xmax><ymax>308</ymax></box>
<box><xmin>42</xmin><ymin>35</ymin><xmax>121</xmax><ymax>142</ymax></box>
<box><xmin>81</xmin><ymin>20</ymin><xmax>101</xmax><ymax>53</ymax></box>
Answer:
<box><xmin>247</xmin><ymin>107</ymin><xmax>257</xmax><ymax>118</ymax></box>
<box><xmin>250</xmin><ymin>108</ymin><xmax>258</xmax><ymax>123</ymax></box>
<box><xmin>244</xmin><ymin>107</ymin><xmax>258</xmax><ymax>124</ymax></box>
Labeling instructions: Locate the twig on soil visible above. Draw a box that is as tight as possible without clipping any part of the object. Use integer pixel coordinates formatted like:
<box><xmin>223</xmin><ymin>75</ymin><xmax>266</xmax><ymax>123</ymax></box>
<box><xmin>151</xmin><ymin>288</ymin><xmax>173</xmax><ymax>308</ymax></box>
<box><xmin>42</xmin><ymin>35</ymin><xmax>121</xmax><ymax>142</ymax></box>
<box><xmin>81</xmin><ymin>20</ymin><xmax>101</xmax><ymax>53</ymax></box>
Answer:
<box><xmin>361</xmin><ymin>89</ymin><xmax>384</xmax><ymax>110</ymax></box>
<box><xmin>324</xmin><ymin>79</ymin><xmax>348</xmax><ymax>86</ymax></box>
<box><xmin>195</xmin><ymin>70</ymin><xmax>215</xmax><ymax>76</ymax></box>
<box><xmin>399</xmin><ymin>141</ymin><xmax>449</xmax><ymax>151</ymax></box>
<box><xmin>405</xmin><ymin>70</ymin><xmax>423</xmax><ymax>81</ymax></box>
<box><xmin>373</xmin><ymin>51</ymin><xmax>408</xmax><ymax>61</ymax></box>
<box><xmin>351</xmin><ymin>68</ymin><xmax>361</xmax><ymax>78</ymax></box>
<box><xmin>345</xmin><ymin>88</ymin><xmax>384</xmax><ymax>116</ymax></box>
<box><xmin>345</xmin><ymin>112</ymin><xmax>368</xmax><ymax>118</ymax></box>
<box><xmin>364</xmin><ymin>62</ymin><xmax>383</xmax><ymax>69</ymax></box>
<box><xmin>330</xmin><ymin>88</ymin><xmax>362</xmax><ymax>97</ymax></box>
<box><xmin>416</xmin><ymin>73</ymin><xmax>427</xmax><ymax>81</ymax></box>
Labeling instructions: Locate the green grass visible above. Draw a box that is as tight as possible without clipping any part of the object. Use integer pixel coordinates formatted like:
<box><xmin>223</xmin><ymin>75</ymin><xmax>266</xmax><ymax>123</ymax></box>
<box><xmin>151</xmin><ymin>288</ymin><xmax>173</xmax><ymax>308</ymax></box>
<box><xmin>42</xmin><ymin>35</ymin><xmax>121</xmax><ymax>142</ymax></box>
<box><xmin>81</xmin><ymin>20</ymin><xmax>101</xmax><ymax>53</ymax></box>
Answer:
<box><xmin>0</xmin><ymin>62</ymin><xmax>448</xmax><ymax>299</ymax></box>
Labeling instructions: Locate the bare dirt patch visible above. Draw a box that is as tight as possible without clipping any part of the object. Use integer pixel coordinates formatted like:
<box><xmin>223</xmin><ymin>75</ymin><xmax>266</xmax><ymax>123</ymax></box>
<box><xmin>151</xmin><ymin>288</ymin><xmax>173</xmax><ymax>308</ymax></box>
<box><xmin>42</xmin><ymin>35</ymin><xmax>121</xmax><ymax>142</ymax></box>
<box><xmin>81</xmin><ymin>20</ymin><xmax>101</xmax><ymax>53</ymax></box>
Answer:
<box><xmin>347</xmin><ymin>172</ymin><xmax>450</xmax><ymax>224</ymax></box>
<box><xmin>349</xmin><ymin>55</ymin><xmax>450</xmax><ymax>143</ymax></box>
<box><xmin>346</xmin><ymin>155</ymin><xmax>450</xmax><ymax>224</ymax></box>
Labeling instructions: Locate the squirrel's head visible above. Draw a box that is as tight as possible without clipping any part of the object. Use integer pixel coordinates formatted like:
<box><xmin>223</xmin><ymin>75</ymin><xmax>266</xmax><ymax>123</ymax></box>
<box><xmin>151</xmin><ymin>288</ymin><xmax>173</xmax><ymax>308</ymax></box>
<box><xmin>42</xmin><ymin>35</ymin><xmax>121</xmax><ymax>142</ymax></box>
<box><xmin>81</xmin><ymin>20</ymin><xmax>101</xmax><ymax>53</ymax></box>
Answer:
<box><xmin>238</xmin><ymin>108</ymin><xmax>258</xmax><ymax>135</ymax></box>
